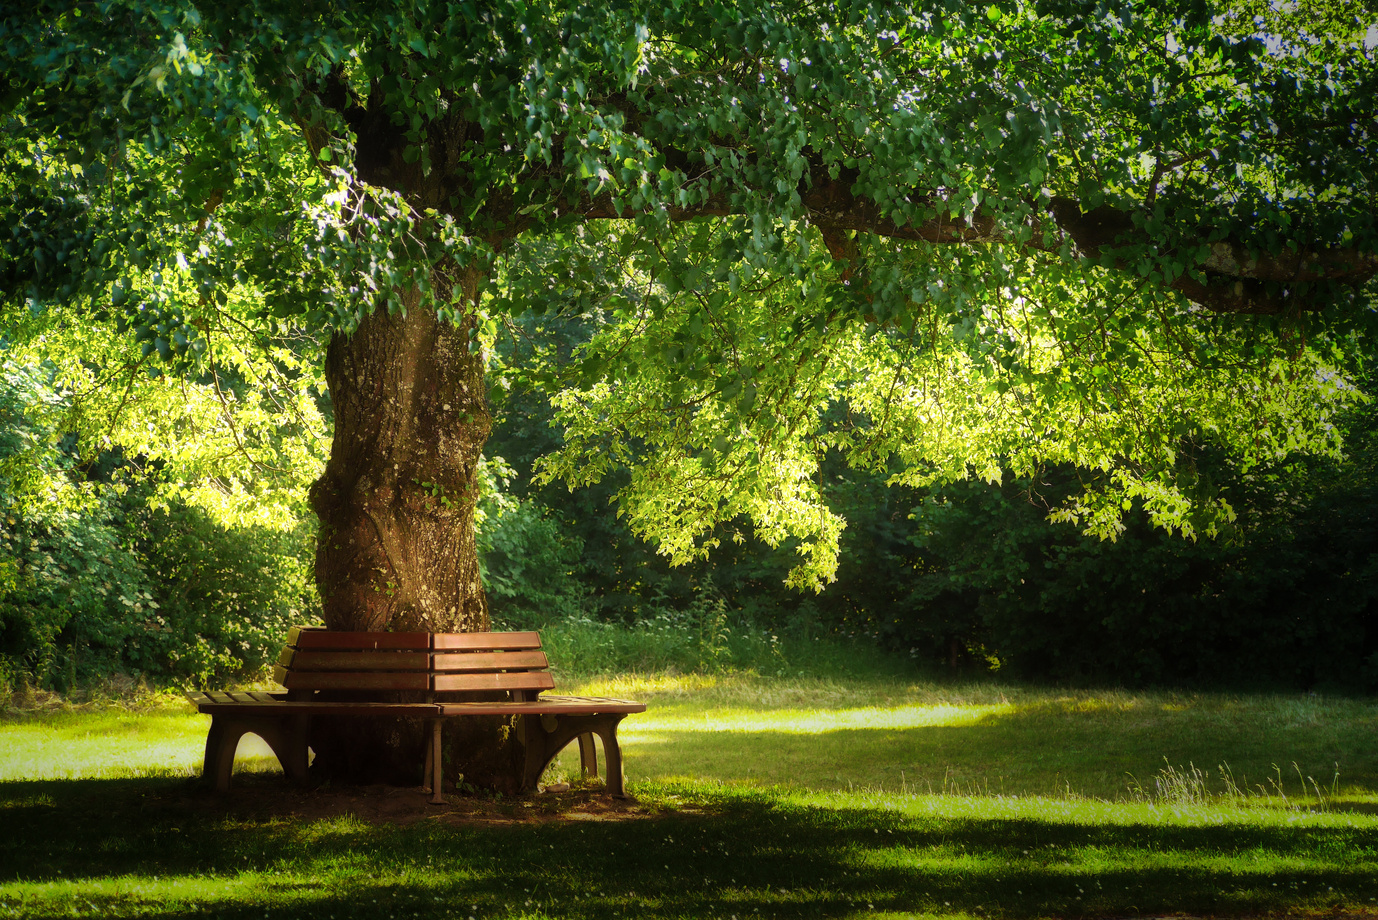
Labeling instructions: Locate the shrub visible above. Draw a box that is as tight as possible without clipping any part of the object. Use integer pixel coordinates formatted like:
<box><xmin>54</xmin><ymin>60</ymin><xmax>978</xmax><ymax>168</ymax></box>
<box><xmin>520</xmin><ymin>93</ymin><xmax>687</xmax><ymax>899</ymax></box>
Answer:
<box><xmin>0</xmin><ymin>355</ymin><xmax>319</xmax><ymax>692</ymax></box>
<box><xmin>132</xmin><ymin>502</ymin><xmax>317</xmax><ymax>686</ymax></box>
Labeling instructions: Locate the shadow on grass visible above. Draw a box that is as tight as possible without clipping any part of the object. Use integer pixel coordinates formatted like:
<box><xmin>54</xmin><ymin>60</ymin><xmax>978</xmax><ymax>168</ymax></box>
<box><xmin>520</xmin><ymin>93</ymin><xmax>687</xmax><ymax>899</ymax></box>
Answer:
<box><xmin>2</xmin><ymin>775</ymin><xmax>1377</xmax><ymax>919</ymax></box>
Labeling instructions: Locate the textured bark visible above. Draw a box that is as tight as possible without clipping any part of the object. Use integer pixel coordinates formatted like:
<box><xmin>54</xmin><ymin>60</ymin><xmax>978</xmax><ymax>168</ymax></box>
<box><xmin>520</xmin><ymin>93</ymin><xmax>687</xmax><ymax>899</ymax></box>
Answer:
<box><xmin>305</xmin><ymin>267</ymin><xmax>527</xmax><ymax>792</ymax></box>
<box><xmin>309</xmin><ymin>280</ymin><xmax>490</xmax><ymax>634</ymax></box>
<box><xmin>290</xmin><ymin>88</ymin><xmax>538</xmax><ymax>791</ymax></box>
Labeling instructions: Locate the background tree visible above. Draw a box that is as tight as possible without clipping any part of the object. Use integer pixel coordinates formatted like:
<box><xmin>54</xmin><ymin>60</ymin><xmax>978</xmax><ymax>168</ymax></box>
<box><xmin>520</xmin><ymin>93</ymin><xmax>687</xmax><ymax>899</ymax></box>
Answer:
<box><xmin>3</xmin><ymin>0</ymin><xmax>1375</xmax><ymax>786</ymax></box>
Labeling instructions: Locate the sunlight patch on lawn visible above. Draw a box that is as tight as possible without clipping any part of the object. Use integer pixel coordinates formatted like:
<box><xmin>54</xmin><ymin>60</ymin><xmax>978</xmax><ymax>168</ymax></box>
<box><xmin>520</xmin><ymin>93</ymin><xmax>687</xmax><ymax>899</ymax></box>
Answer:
<box><xmin>0</xmin><ymin>871</ymin><xmax>363</xmax><ymax>918</ymax></box>
<box><xmin>0</xmin><ymin>711</ymin><xmax>278</xmax><ymax>781</ymax></box>
<box><xmin>792</xmin><ymin>787</ymin><xmax>1378</xmax><ymax>829</ymax></box>
<box><xmin>629</xmin><ymin>702</ymin><xmax>1014</xmax><ymax>735</ymax></box>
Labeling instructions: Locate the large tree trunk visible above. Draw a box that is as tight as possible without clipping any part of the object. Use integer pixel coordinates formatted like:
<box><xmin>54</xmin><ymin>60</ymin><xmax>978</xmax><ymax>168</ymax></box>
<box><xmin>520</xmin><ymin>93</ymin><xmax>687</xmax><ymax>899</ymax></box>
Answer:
<box><xmin>305</xmin><ymin>267</ymin><xmax>527</xmax><ymax>792</ymax></box>
<box><xmin>310</xmin><ymin>275</ymin><xmax>489</xmax><ymax>634</ymax></box>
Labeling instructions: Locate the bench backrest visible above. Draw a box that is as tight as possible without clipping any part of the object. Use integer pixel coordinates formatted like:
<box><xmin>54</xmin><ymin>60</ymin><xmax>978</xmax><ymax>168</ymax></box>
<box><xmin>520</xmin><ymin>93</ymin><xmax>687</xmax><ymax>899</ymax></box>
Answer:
<box><xmin>273</xmin><ymin>626</ymin><xmax>556</xmax><ymax>698</ymax></box>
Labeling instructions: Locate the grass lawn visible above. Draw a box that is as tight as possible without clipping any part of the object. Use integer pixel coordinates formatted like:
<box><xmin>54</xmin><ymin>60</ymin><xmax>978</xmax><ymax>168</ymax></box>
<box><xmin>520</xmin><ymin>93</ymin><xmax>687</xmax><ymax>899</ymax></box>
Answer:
<box><xmin>2</xmin><ymin>673</ymin><xmax>1378</xmax><ymax>918</ymax></box>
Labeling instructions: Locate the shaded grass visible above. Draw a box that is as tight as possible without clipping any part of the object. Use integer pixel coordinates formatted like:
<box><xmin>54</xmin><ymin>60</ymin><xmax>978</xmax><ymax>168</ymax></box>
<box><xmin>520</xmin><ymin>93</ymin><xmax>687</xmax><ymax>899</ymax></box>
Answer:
<box><xmin>1</xmin><ymin>779</ymin><xmax>1377</xmax><ymax>918</ymax></box>
<box><xmin>3</xmin><ymin>674</ymin><xmax>1378</xmax><ymax>918</ymax></box>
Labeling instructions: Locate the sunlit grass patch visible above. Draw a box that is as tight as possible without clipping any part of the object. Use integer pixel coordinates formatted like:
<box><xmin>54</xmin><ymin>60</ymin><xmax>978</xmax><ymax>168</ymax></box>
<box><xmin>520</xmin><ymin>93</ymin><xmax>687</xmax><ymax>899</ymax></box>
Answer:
<box><xmin>0</xmin><ymin>711</ymin><xmax>202</xmax><ymax>781</ymax></box>
<box><xmin>9</xmin><ymin>674</ymin><xmax>1377</xmax><ymax>803</ymax></box>
<box><xmin>637</xmin><ymin>702</ymin><xmax>1012</xmax><ymax>734</ymax></box>
<box><xmin>573</xmin><ymin>677</ymin><xmax>1378</xmax><ymax>801</ymax></box>
<box><xmin>0</xmin><ymin>705</ymin><xmax>278</xmax><ymax>782</ymax></box>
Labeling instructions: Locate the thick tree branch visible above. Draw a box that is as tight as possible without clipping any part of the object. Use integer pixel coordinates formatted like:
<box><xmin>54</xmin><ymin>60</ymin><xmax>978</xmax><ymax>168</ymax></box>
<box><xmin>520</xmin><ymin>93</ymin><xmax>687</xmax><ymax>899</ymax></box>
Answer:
<box><xmin>339</xmin><ymin>89</ymin><xmax>1375</xmax><ymax>319</ymax></box>
<box><xmin>1048</xmin><ymin>197</ymin><xmax>1378</xmax><ymax>315</ymax></box>
<box><xmin>578</xmin><ymin>170</ymin><xmax>1377</xmax><ymax>315</ymax></box>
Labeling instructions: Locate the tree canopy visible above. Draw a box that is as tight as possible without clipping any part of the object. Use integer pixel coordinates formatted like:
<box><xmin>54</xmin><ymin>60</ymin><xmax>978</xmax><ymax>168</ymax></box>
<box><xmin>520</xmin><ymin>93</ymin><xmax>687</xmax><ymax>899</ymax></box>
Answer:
<box><xmin>3</xmin><ymin>0</ymin><xmax>1376</xmax><ymax>593</ymax></box>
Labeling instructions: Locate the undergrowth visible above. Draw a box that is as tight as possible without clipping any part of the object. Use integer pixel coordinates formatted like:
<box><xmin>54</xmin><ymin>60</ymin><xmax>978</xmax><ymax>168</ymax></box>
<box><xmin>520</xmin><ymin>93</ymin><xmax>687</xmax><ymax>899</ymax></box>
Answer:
<box><xmin>512</xmin><ymin>606</ymin><xmax>922</xmax><ymax>681</ymax></box>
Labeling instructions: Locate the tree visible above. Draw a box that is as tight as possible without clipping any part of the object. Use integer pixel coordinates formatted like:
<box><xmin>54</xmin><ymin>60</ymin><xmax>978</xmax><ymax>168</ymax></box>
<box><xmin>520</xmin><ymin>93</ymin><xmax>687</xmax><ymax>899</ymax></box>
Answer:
<box><xmin>3</xmin><ymin>0</ymin><xmax>1375</xmax><ymax>787</ymax></box>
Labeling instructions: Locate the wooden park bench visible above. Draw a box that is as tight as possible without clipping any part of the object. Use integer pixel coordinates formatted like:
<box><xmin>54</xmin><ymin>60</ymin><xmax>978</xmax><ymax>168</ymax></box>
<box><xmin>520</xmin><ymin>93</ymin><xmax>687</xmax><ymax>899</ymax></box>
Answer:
<box><xmin>186</xmin><ymin>626</ymin><xmax>645</xmax><ymax>802</ymax></box>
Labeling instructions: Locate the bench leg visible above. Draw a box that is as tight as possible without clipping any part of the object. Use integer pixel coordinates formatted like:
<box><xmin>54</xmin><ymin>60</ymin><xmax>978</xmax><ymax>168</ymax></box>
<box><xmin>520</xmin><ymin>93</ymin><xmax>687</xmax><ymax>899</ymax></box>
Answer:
<box><xmin>281</xmin><ymin>715</ymin><xmax>310</xmax><ymax>780</ymax></box>
<box><xmin>426</xmin><ymin>719</ymin><xmax>445</xmax><ymax>805</ymax></box>
<box><xmin>594</xmin><ymin>720</ymin><xmax>627</xmax><ymax>798</ymax></box>
<box><xmin>578</xmin><ymin>732</ymin><xmax>598</xmax><ymax>779</ymax></box>
<box><xmin>520</xmin><ymin>714</ymin><xmax>631</xmax><ymax>797</ymax></box>
<box><xmin>202</xmin><ymin>714</ymin><xmax>310</xmax><ymax>792</ymax></box>
<box><xmin>203</xmin><ymin>716</ymin><xmax>238</xmax><ymax>793</ymax></box>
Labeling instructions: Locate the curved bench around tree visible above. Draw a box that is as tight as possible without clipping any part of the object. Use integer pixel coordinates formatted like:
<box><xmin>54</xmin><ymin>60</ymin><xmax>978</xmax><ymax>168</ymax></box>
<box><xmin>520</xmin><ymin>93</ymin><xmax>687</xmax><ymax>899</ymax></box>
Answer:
<box><xmin>186</xmin><ymin>627</ymin><xmax>645</xmax><ymax>801</ymax></box>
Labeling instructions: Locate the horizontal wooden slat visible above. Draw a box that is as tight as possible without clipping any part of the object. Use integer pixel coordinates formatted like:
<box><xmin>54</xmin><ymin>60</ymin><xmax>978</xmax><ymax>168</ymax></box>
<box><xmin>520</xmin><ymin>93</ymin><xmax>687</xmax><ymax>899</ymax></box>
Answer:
<box><xmin>277</xmin><ymin>647</ymin><xmax>296</xmax><ymax>668</ymax></box>
<box><xmin>194</xmin><ymin>700</ymin><xmax>442</xmax><ymax>717</ymax></box>
<box><xmin>438</xmin><ymin>695</ymin><xmax>645</xmax><ymax>716</ymax></box>
<box><xmin>431</xmin><ymin>631</ymin><xmax>542</xmax><ymax>651</ymax></box>
<box><xmin>430</xmin><ymin>650</ymin><xmax>549</xmax><ymax>672</ymax></box>
<box><xmin>280</xmin><ymin>670</ymin><xmax>430</xmax><ymax>692</ymax></box>
<box><xmin>187</xmin><ymin>688</ymin><xmax>643</xmax><ymax>717</ymax></box>
<box><xmin>287</xmin><ymin>650</ymin><xmax>431</xmax><ymax>671</ymax></box>
<box><xmin>255</xmin><ymin>629</ymin><xmax>641</xmax><ymax>723</ymax></box>
<box><xmin>289</xmin><ymin>628</ymin><xmax>430</xmax><ymax>651</ymax></box>
<box><xmin>432</xmin><ymin>671</ymin><xmax>556</xmax><ymax>693</ymax></box>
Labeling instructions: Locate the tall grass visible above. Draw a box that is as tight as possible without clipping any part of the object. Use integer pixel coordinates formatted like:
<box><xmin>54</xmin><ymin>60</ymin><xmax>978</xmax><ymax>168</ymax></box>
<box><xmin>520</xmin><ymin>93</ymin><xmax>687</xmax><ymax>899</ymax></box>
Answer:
<box><xmin>1126</xmin><ymin>757</ymin><xmax>1345</xmax><ymax>810</ymax></box>
<box><xmin>512</xmin><ymin>600</ymin><xmax>920</xmax><ymax>681</ymax></box>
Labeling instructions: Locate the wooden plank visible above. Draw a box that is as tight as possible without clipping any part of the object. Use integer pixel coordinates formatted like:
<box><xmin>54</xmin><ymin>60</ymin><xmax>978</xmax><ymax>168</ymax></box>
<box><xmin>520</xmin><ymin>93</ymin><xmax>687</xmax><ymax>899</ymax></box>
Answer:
<box><xmin>272</xmin><ymin>663</ymin><xmax>289</xmax><ymax>686</ymax></box>
<box><xmin>438</xmin><ymin>696</ymin><xmax>645</xmax><ymax>716</ymax></box>
<box><xmin>276</xmin><ymin>647</ymin><xmax>296</xmax><ymax>668</ymax></box>
<box><xmin>228</xmin><ymin>691</ymin><xmax>256</xmax><ymax>703</ymax></box>
<box><xmin>432</xmin><ymin>671</ymin><xmax>556</xmax><ymax>693</ymax></box>
<box><xmin>533</xmin><ymin>695</ymin><xmax>646</xmax><ymax>713</ymax></box>
<box><xmin>288</xmin><ymin>650</ymin><xmax>431</xmax><ymax>672</ymax></box>
<box><xmin>194</xmin><ymin>701</ymin><xmax>442</xmax><ymax>716</ymax></box>
<box><xmin>280</xmin><ymin>670</ymin><xmax>430</xmax><ymax>691</ymax></box>
<box><xmin>290</xmin><ymin>629</ymin><xmax>430</xmax><ymax>651</ymax></box>
<box><xmin>430</xmin><ymin>650</ymin><xmax>550</xmax><ymax>673</ymax></box>
<box><xmin>286</xmin><ymin>625</ymin><xmax>306</xmax><ymax>647</ymax></box>
<box><xmin>431</xmin><ymin>631</ymin><xmax>542</xmax><ymax>651</ymax></box>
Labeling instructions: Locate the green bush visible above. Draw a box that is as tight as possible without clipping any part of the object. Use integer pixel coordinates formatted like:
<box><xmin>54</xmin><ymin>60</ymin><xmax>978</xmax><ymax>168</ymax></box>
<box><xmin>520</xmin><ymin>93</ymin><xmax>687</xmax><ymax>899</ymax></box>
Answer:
<box><xmin>534</xmin><ymin>592</ymin><xmax>786</xmax><ymax>676</ymax></box>
<box><xmin>0</xmin><ymin>490</ymin><xmax>318</xmax><ymax>692</ymax></box>
<box><xmin>869</xmin><ymin>445</ymin><xmax>1378</xmax><ymax>691</ymax></box>
<box><xmin>132</xmin><ymin>503</ymin><xmax>317</xmax><ymax>686</ymax></box>
<box><xmin>0</xmin><ymin>359</ymin><xmax>151</xmax><ymax>691</ymax></box>
<box><xmin>0</xmin><ymin>356</ymin><xmax>318</xmax><ymax>693</ymax></box>
<box><xmin>0</xmin><ymin>491</ymin><xmax>154</xmax><ymax>692</ymax></box>
<box><xmin>478</xmin><ymin>484</ymin><xmax>589</xmax><ymax>628</ymax></box>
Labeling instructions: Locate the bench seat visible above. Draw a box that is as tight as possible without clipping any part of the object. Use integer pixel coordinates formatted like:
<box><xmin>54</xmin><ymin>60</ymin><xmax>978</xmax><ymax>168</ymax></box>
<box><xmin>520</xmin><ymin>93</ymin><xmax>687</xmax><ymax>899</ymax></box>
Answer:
<box><xmin>187</xmin><ymin>627</ymin><xmax>645</xmax><ymax>800</ymax></box>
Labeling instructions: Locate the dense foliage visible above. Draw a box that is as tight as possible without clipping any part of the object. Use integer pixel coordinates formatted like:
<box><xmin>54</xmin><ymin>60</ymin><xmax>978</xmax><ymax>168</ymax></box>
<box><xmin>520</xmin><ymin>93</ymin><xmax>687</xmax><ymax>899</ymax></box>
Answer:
<box><xmin>1</xmin><ymin>2</ymin><xmax>1376</xmax><ymax>701</ymax></box>
<box><xmin>0</xmin><ymin>353</ymin><xmax>316</xmax><ymax>694</ymax></box>
<box><xmin>4</xmin><ymin>1</ymin><xmax>1375</xmax><ymax>594</ymax></box>
<box><xmin>481</xmin><ymin>332</ymin><xmax>1378</xmax><ymax>691</ymax></box>
<box><xmin>1</xmin><ymin>333</ymin><xmax>1374</xmax><ymax>693</ymax></box>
